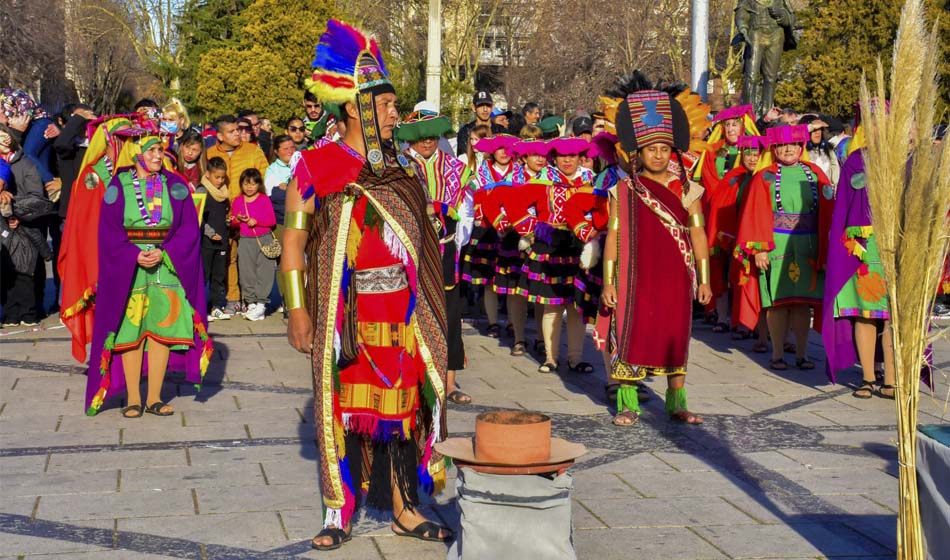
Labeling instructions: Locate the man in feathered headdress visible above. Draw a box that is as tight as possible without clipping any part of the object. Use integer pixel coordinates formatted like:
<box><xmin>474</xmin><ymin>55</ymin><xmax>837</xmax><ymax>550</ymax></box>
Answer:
<box><xmin>280</xmin><ymin>20</ymin><xmax>452</xmax><ymax>551</ymax></box>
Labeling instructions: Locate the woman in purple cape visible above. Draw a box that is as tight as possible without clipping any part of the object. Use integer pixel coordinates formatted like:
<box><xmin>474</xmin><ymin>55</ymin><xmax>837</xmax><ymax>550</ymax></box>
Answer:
<box><xmin>85</xmin><ymin>133</ymin><xmax>212</xmax><ymax>417</ymax></box>
<box><xmin>821</xmin><ymin>148</ymin><xmax>895</xmax><ymax>399</ymax></box>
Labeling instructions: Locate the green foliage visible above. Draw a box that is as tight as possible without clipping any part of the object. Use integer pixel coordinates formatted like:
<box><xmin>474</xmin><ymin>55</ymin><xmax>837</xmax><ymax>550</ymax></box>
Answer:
<box><xmin>195</xmin><ymin>45</ymin><xmax>299</xmax><ymax>122</ymax></box>
<box><xmin>191</xmin><ymin>0</ymin><xmax>342</xmax><ymax>124</ymax></box>
<box><xmin>777</xmin><ymin>0</ymin><xmax>949</xmax><ymax>118</ymax></box>
<box><xmin>176</xmin><ymin>0</ymin><xmax>252</xmax><ymax>117</ymax></box>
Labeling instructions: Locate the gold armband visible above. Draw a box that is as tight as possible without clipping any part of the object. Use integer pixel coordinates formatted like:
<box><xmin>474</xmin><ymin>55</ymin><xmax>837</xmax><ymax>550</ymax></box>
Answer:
<box><xmin>688</xmin><ymin>212</ymin><xmax>705</xmax><ymax>229</ymax></box>
<box><xmin>604</xmin><ymin>260</ymin><xmax>617</xmax><ymax>286</ymax></box>
<box><xmin>284</xmin><ymin>211</ymin><xmax>313</xmax><ymax>231</ymax></box>
<box><xmin>278</xmin><ymin>269</ymin><xmax>306</xmax><ymax>310</ymax></box>
<box><xmin>697</xmin><ymin>258</ymin><xmax>711</xmax><ymax>285</ymax></box>
<box><xmin>608</xmin><ymin>215</ymin><xmax>620</xmax><ymax>232</ymax></box>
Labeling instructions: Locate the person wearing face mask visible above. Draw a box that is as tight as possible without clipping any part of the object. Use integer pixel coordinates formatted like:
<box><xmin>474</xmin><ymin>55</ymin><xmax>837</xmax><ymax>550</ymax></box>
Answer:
<box><xmin>161</xmin><ymin>99</ymin><xmax>190</xmax><ymax>143</ymax></box>
<box><xmin>84</xmin><ymin>132</ymin><xmax>211</xmax><ymax>418</ymax></box>
<box><xmin>396</xmin><ymin>109</ymin><xmax>475</xmax><ymax>406</ymax></box>
<box><xmin>281</xmin><ymin>20</ymin><xmax>452</xmax><ymax>551</ymax></box>
<box><xmin>734</xmin><ymin>124</ymin><xmax>833</xmax><ymax>372</ymax></box>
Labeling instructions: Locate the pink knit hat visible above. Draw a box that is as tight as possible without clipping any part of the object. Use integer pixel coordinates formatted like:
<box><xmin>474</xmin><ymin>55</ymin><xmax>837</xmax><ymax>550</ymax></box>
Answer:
<box><xmin>510</xmin><ymin>139</ymin><xmax>550</xmax><ymax>158</ymax></box>
<box><xmin>586</xmin><ymin>132</ymin><xmax>619</xmax><ymax>164</ymax></box>
<box><xmin>548</xmin><ymin>137</ymin><xmax>590</xmax><ymax>156</ymax></box>
<box><xmin>473</xmin><ymin>134</ymin><xmax>519</xmax><ymax>154</ymax></box>
<box><xmin>712</xmin><ymin>104</ymin><xmax>754</xmax><ymax>123</ymax></box>
<box><xmin>765</xmin><ymin>125</ymin><xmax>809</xmax><ymax>146</ymax></box>
<box><xmin>736</xmin><ymin>135</ymin><xmax>766</xmax><ymax>150</ymax></box>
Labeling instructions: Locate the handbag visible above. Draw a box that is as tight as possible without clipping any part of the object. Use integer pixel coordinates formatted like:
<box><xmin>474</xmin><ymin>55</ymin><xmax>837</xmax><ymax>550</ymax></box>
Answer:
<box><xmin>256</xmin><ymin>230</ymin><xmax>282</xmax><ymax>259</ymax></box>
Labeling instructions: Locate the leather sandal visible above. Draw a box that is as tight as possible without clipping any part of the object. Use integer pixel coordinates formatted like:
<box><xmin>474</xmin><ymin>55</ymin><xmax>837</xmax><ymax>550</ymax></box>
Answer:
<box><xmin>670</xmin><ymin>410</ymin><xmax>704</xmax><ymax>424</ymax></box>
<box><xmin>487</xmin><ymin>323</ymin><xmax>501</xmax><ymax>338</ymax></box>
<box><xmin>795</xmin><ymin>357</ymin><xmax>815</xmax><ymax>370</ymax></box>
<box><xmin>878</xmin><ymin>383</ymin><xmax>896</xmax><ymax>400</ymax></box>
<box><xmin>613</xmin><ymin>409</ymin><xmax>639</xmax><ymax>426</ymax></box>
<box><xmin>852</xmin><ymin>380</ymin><xmax>875</xmax><ymax>399</ymax></box>
<box><xmin>538</xmin><ymin>362</ymin><xmax>558</xmax><ymax>373</ymax></box>
<box><xmin>568</xmin><ymin>361</ymin><xmax>594</xmax><ymax>374</ymax></box>
<box><xmin>311</xmin><ymin>527</ymin><xmax>351</xmax><ymax>550</ymax></box>
<box><xmin>145</xmin><ymin>401</ymin><xmax>174</xmax><ymax>416</ymax></box>
<box><xmin>392</xmin><ymin>517</ymin><xmax>453</xmax><ymax>542</ymax></box>
<box><xmin>510</xmin><ymin>341</ymin><xmax>527</xmax><ymax>356</ymax></box>
<box><xmin>712</xmin><ymin>322</ymin><xmax>729</xmax><ymax>333</ymax></box>
<box><xmin>447</xmin><ymin>390</ymin><xmax>472</xmax><ymax>405</ymax></box>
<box><xmin>769</xmin><ymin>358</ymin><xmax>788</xmax><ymax>370</ymax></box>
<box><xmin>121</xmin><ymin>404</ymin><xmax>143</xmax><ymax>419</ymax></box>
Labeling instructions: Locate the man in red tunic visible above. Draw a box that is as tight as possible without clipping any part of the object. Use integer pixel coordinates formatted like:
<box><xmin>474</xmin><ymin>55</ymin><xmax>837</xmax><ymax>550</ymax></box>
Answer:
<box><xmin>598</xmin><ymin>90</ymin><xmax>712</xmax><ymax>427</ymax></box>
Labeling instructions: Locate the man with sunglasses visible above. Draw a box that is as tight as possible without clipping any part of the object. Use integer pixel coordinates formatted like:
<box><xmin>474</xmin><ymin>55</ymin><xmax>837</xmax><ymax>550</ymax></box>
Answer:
<box><xmin>302</xmin><ymin>92</ymin><xmax>336</xmax><ymax>148</ymax></box>
<box><xmin>285</xmin><ymin>117</ymin><xmax>308</xmax><ymax>151</ymax></box>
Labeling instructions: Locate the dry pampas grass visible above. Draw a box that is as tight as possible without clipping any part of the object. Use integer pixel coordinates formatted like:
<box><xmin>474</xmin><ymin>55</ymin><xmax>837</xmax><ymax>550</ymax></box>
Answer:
<box><xmin>860</xmin><ymin>0</ymin><xmax>950</xmax><ymax>557</ymax></box>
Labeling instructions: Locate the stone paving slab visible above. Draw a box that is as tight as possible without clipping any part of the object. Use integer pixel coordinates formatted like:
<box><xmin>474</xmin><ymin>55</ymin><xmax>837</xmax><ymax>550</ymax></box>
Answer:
<box><xmin>2</xmin><ymin>311</ymin><xmax>948</xmax><ymax>559</ymax></box>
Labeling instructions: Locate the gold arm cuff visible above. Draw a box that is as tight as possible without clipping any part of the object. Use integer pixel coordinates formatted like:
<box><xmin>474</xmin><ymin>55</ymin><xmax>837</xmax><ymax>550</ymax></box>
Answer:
<box><xmin>278</xmin><ymin>269</ymin><xmax>307</xmax><ymax>310</ymax></box>
<box><xmin>604</xmin><ymin>260</ymin><xmax>617</xmax><ymax>286</ymax></box>
<box><xmin>284</xmin><ymin>211</ymin><xmax>313</xmax><ymax>231</ymax></box>
<box><xmin>688</xmin><ymin>212</ymin><xmax>705</xmax><ymax>229</ymax></box>
<box><xmin>608</xmin><ymin>215</ymin><xmax>620</xmax><ymax>232</ymax></box>
<box><xmin>697</xmin><ymin>258</ymin><xmax>711</xmax><ymax>285</ymax></box>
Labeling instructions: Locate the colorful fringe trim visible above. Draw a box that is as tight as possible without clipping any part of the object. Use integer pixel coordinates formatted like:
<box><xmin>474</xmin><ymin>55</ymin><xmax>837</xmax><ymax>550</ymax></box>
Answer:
<box><xmin>342</xmin><ymin>413</ymin><xmax>413</xmax><ymax>442</ymax></box>
<box><xmin>192</xmin><ymin>310</ymin><xmax>212</xmax><ymax>383</ymax></box>
<box><xmin>60</xmin><ymin>286</ymin><xmax>96</xmax><ymax>321</ymax></box>
<box><xmin>86</xmin><ymin>332</ymin><xmax>116</xmax><ymax>416</ymax></box>
<box><xmin>615</xmin><ymin>384</ymin><xmax>641</xmax><ymax>414</ymax></box>
<box><xmin>665</xmin><ymin>387</ymin><xmax>689</xmax><ymax>415</ymax></box>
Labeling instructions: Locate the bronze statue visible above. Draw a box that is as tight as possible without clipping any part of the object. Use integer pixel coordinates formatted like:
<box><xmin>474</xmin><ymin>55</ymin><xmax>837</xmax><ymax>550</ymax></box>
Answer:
<box><xmin>734</xmin><ymin>0</ymin><xmax>797</xmax><ymax>116</ymax></box>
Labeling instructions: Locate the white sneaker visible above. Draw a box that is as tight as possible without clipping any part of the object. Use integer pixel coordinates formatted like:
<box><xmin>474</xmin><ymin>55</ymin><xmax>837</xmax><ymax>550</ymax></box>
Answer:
<box><xmin>245</xmin><ymin>303</ymin><xmax>266</xmax><ymax>321</ymax></box>
<box><xmin>210</xmin><ymin>307</ymin><xmax>232</xmax><ymax>321</ymax></box>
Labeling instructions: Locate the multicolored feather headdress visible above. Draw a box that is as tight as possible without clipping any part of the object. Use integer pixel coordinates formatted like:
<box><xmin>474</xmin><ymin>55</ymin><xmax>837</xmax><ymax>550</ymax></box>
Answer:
<box><xmin>306</xmin><ymin>20</ymin><xmax>395</xmax><ymax>176</ymax></box>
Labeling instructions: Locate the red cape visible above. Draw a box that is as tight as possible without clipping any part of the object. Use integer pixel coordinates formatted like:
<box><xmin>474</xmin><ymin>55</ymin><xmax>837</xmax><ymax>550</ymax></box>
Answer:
<box><xmin>733</xmin><ymin>161</ymin><xmax>833</xmax><ymax>331</ymax></box>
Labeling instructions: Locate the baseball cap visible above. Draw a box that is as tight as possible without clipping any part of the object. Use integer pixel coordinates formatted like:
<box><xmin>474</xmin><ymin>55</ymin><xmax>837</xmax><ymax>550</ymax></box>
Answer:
<box><xmin>572</xmin><ymin>116</ymin><xmax>593</xmax><ymax>136</ymax></box>
<box><xmin>473</xmin><ymin>91</ymin><xmax>493</xmax><ymax>107</ymax></box>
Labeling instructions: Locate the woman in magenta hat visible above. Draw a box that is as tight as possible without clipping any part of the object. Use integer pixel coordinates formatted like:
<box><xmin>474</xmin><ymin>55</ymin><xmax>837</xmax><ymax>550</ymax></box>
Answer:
<box><xmin>510</xmin><ymin>136</ymin><xmax>594</xmax><ymax>374</ymax></box>
<box><xmin>705</xmin><ymin>135</ymin><xmax>767</xmax><ymax>343</ymax></box>
<box><xmin>734</xmin><ymin>124</ymin><xmax>834</xmax><ymax>370</ymax></box>
<box><xmin>480</xmin><ymin>126</ymin><xmax>547</xmax><ymax>355</ymax></box>
<box><xmin>461</xmin><ymin>134</ymin><xmax>518</xmax><ymax>338</ymax></box>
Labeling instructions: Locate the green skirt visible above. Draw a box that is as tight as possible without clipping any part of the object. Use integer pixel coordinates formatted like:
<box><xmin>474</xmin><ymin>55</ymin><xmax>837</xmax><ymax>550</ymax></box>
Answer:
<box><xmin>834</xmin><ymin>232</ymin><xmax>890</xmax><ymax>319</ymax></box>
<box><xmin>114</xmin><ymin>259</ymin><xmax>195</xmax><ymax>352</ymax></box>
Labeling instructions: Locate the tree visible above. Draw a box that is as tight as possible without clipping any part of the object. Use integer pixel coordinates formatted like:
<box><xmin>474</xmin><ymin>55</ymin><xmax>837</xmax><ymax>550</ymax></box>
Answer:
<box><xmin>194</xmin><ymin>0</ymin><xmax>341</xmax><ymax>124</ymax></box>
<box><xmin>67</xmin><ymin>0</ymin><xmax>141</xmax><ymax>113</ymax></box>
<box><xmin>196</xmin><ymin>45</ymin><xmax>298</xmax><ymax>121</ymax></box>
<box><xmin>176</xmin><ymin>0</ymin><xmax>252</xmax><ymax>114</ymax></box>
<box><xmin>776</xmin><ymin>0</ymin><xmax>949</xmax><ymax>118</ymax></box>
<box><xmin>0</xmin><ymin>0</ymin><xmax>68</xmax><ymax>108</ymax></box>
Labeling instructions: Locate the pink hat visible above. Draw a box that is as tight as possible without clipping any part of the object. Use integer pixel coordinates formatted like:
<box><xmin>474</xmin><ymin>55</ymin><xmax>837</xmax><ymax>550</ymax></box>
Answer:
<box><xmin>548</xmin><ymin>137</ymin><xmax>590</xmax><ymax>156</ymax></box>
<box><xmin>736</xmin><ymin>135</ymin><xmax>766</xmax><ymax>150</ymax></box>
<box><xmin>586</xmin><ymin>132</ymin><xmax>618</xmax><ymax>165</ymax></box>
<box><xmin>473</xmin><ymin>134</ymin><xmax>519</xmax><ymax>154</ymax></box>
<box><xmin>510</xmin><ymin>139</ymin><xmax>550</xmax><ymax>158</ymax></box>
<box><xmin>713</xmin><ymin>105</ymin><xmax>754</xmax><ymax>123</ymax></box>
<box><xmin>765</xmin><ymin>125</ymin><xmax>809</xmax><ymax>146</ymax></box>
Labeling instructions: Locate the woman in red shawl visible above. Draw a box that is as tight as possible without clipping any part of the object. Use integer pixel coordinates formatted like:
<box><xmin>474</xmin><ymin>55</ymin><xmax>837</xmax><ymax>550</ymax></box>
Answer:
<box><xmin>705</xmin><ymin>135</ymin><xmax>766</xmax><ymax>345</ymax></box>
<box><xmin>734</xmin><ymin>125</ymin><xmax>833</xmax><ymax>371</ymax></box>
<box><xmin>598</xmin><ymin>90</ymin><xmax>712</xmax><ymax>427</ymax></box>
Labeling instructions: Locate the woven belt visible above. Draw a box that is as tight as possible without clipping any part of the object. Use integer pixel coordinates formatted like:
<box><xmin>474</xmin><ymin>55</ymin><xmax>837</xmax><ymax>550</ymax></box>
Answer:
<box><xmin>126</xmin><ymin>228</ymin><xmax>169</xmax><ymax>243</ymax></box>
<box><xmin>773</xmin><ymin>212</ymin><xmax>817</xmax><ymax>234</ymax></box>
<box><xmin>353</xmin><ymin>264</ymin><xmax>408</xmax><ymax>294</ymax></box>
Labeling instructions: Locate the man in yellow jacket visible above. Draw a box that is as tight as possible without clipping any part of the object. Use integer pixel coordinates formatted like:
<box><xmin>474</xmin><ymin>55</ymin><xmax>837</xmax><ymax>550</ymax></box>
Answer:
<box><xmin>206</xmin><ymin>114</ymin><xmax>270</xmax><ymax>314</ymax></box>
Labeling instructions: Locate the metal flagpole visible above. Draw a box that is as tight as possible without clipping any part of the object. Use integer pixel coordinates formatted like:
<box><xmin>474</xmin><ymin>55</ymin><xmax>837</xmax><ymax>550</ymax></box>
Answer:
<box><xmin>426</xmin><ymin>0</ymin><xmax>442</xmax><ymax>110</ymax></box>
<box><xmin>691</xmin><ymin>0</ymin><xmax>709</xmax><ymax>101</ymax></box>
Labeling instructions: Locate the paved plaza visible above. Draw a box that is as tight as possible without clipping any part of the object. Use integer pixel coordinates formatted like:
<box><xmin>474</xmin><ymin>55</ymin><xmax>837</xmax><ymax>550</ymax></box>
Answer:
<box><xmin>1</xmin><ymin>309</ymin><xmax>947</xmax><ymax>559</ymax></box>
